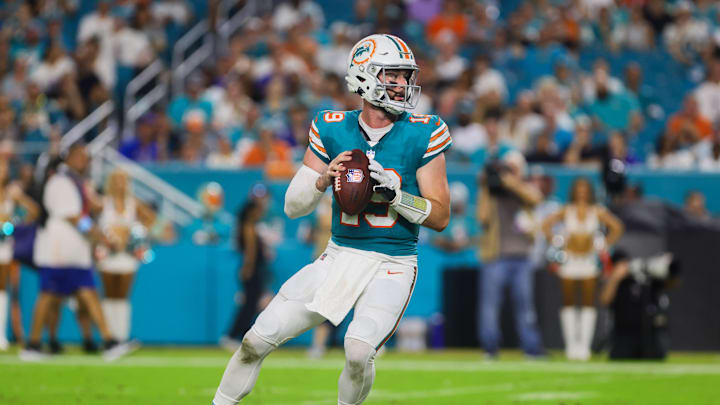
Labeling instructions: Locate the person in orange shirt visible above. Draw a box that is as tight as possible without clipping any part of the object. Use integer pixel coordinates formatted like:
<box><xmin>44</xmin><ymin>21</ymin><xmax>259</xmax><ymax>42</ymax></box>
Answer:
<box><xmin>242</xmin><ymin>128</ymin><xmax>294</xmax><ymax>178</ymax></box>
<box><xmin>667</xmin><ymin>95</ymin><xmax>713</xmax><ymax>142</ymax></box>
<box><xmin>426</xmin><ymin>0</ymin><xmax>468</xmax><ymax>44</ymax></box>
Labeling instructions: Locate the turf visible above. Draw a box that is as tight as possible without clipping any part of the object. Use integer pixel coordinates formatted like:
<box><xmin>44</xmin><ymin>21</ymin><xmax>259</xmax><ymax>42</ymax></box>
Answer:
<box><xmin>1</xmin><ymin>347</ymin><xmax>719</xmax><ymax>404</ymax></box>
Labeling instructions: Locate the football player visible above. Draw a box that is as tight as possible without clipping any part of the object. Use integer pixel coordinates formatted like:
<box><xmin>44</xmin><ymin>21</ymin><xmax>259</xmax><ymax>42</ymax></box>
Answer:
<box><xmin>213</xmin><ymin>34</ymin><xmax>451</xmax><ymax>405</ymax></box>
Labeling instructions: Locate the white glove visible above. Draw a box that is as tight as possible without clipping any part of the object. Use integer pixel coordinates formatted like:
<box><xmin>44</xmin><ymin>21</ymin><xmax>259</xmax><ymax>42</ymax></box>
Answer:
<box><xmin>369</xmin><ymin>158</ymin><xmax>400</xmax><ymax>201</ymax></box>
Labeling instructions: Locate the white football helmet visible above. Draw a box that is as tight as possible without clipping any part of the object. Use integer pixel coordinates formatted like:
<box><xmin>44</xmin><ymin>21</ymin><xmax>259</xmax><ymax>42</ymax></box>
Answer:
<box><xmin>345</xmin><ymin>34</ymin><xmax>421</xmax><ymax>115</ymax></box>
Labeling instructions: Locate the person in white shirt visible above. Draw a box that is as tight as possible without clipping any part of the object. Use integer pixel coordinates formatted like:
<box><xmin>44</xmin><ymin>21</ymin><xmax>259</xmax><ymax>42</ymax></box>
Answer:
<box><xmin>29</xmin><ymin>42</ymin><xmax>76</xmax><ymax>92</ymax></box>
<box><xmin>694</xmin><ymin>56</ymin><xmax>720</xmax><ymax>125</ymax></box>
<box><xmin>77</xmin><ymin>0</ymin><xmax>116</xmax><ymax>89</ymax></box>
<box><xmin>22</xmin><ymin>144</ymin><xmax>131</xmax><ymax>361</ymax></box>
<box><xmin>472</xmin><ymin>54</ymin><xmax>507</xmax><ymax>105</ymax></box>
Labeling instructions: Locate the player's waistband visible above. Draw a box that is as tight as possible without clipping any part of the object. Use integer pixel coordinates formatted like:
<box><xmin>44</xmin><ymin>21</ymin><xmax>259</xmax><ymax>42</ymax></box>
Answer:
<box><xmin>325</xmin><ymin>240</ymin><xmax>418</xmax><ymax>267</ymax></box>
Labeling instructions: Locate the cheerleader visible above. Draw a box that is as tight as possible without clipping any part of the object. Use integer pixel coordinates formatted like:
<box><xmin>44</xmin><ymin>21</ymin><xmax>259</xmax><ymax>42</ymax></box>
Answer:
<box><xmin>0</xmin><ymin>160</ymin><xmax>39</xmax><ymax>350</ymax></box>
<box><xmin>542</xmin><ymin>178</ymin><xmax>623</xmax><ymax>360</ymax></box>
<box><xmin>98</xmin><ymin>169</ymin><xmax>154</xmax><ymax>343</ymax></box>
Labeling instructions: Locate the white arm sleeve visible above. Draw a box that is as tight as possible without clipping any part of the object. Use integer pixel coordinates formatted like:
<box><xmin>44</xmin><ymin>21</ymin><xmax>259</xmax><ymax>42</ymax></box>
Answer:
<box><xmin>284</xmin><ymin>165</ymin><xmax>325</xmax><ymax>219</ymax></box>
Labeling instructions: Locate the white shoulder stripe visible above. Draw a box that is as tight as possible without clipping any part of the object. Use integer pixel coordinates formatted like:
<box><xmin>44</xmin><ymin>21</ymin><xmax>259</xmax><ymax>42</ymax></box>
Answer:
<box><xmin>431</xmin><ymin>123</ymin><xmax>447</xmax><ymax>137</ymax></box>
<box><xmin>423</xmin><ymin>138</ymin><xmax>452</xmax><ymax>159</ymax></box>
<box><xmin>428</xmin><ymin>131</ymin><xmax>451</xmax><ymax>149</ymax></box>
<box><xmin>309</xmin><ymin>128</ymin><xmax>323</xmax><ymax>146</ymax></box>
<box><xmin>311</xmin><ymin>120</ymin><xmax>319</xmax><ymax>133</ymax></box>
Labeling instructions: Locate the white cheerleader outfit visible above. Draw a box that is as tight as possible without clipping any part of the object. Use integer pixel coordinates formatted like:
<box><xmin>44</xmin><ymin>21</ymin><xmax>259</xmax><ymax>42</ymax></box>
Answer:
<box><xmin>98</xmin><ymin>196</ymin><xmax>140</xmax><ymax>274</ymax></box>
<box><xmin>0</xmin><ymin>193</ymin><xmax>14</xmax><ymax>265</ymax></box>
<box><xmin>559</xmin><ymin>205</ymin><xmax>600</xmax><ymax>279</ymax></box>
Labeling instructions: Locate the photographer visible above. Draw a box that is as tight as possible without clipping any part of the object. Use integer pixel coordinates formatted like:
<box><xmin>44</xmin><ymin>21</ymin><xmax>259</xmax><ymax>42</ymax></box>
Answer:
<box><xmin>601</xmin><ymin>162</ymin><xmax>720</xmax><ymax>359</ymax></box>
<box><xmin>476</xmin><ymin>150</ymin><xmax>544</xmax><ymax>358</ymax></box>
<box><xmin>600</xmin><ymin>250</ymin><xmax>679</xmax><ymax>360</ymax></box>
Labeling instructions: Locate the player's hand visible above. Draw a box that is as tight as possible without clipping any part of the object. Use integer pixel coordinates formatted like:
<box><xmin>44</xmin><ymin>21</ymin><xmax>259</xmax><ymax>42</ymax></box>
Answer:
<box><xmin>369</xmin><ymin>158</ymin><xmax>400</xmax><ymax>201</ymax></box>
<box><xmin>316</xmin><ymin>151</ymin><xmax>352</xmax><ymax>190</ymax></box>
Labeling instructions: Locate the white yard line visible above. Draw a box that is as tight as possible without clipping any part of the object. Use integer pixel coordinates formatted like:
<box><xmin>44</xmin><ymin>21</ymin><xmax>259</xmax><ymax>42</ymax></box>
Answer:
<box><xmin>1</xmin><ymin>354</ymin><xmax>720</xmax><ymax>375</ymax></box>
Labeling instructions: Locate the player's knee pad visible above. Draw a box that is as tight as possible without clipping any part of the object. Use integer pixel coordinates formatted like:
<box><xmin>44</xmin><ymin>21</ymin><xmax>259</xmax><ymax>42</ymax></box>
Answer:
<box><xmin>343</xmin><ymin>338</ymin><xmax>376</xmax><ymax>377</ymax></box>
<box><xmin>238</xmin><ymin>329</ymin><xmax>274</xmax><ymax>365</ymax></box>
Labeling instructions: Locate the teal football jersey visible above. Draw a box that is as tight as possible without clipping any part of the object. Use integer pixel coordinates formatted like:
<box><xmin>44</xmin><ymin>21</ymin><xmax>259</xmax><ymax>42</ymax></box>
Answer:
<box><xmin>308</xmin><ymin>110</ymin><xmax>452</xmax><ymax>256</ymax></box>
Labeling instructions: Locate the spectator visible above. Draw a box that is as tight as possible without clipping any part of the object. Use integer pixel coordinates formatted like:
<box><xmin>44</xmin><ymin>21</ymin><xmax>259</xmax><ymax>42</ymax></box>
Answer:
<box><xmin>151</xmin><ymin>0</ymin><xmax>191</xmax><ymax>27</ymax></box>
<box><xmin>133</xmin><ymin>5</ymin><xmax>167</xmax><ymax>56</ymax></box>
<box><xmin>684</xmin><ymin>190</ymin><xmax>710</xmax><ymax>219</ymax></box>
<box><xmin>449</xmin><ymin>103</ymin><xmax>485</xmax><ymax>160</ymax></box>
<box><xmin>2</xmin><ymin>58</ymin><xmax>29</xmax><ymax>104</ymax></box>
<box><xmin>663</xmin><ymin>1</ymin><xmax>710</xmax><ymax>64</ymax></box>
<box><xmin>694</xmin><ymin>55</ymin><xmax>720</xmax><ymax>125</ymax></box>
<box><xmin>204</xmin><ymin>74</ymin><xmax>252</xmax><ymax>142</ymax></box>
<box><xmin>586</xmin><ymin>67</ymin><xmax>642</xmax><ymax>132</ymax></box>
<box><xmin>120</xmin><ymin>113</ymin><xmax>161</xmax><ymax>162</ymax></box>
<box><xmin>698</xmin><ymin>130</ymin><xmax>720</xmax><ymax>171</ymax></box>
<box><xmin>18</xmin><ymin>81</ymin><xmax>57</xmax><ymax>141</ymax></box>
<box><xmin>612</xmin><ymin>6</ymin><xmax>654</xmax><ymax>51</ymax></box>
<box><xmin>624</xmin><ymin>62</ymin><xmax>662</xmax><ymax>120</ymax></box>
<box><xmin>476</xmin><ymin>151</ymin><xmax>544</xmax><ymax>359</ymax></box>
<box><xmin>241</xmin><ymin>127</ymin><xmax>293</xmax><ymax>177</ymax></box>
<box><xmin>508</xmin><ymin>91</ymin><xmax>544</xmax><ymax>154</ymax></box>
<box><xmin>526</xmin><ymin>133</ymin><xmax>563</xmax><ymax>163</ymax></box>
<box><xmin>471</xmin><ymin>107</ymin><xmax>513</xmax><ymax>168</ymax></box>
<box><xmin>207</xmin><ymin>136</ymin><xmax>241</xmax><ymax>168</ymax></box>
<box><xmin>643</xmin><ymin>0</ymin><xmax>673</xmax><ymax>37</ymax></box>
<box><xmin>426</xmin><ymin>0</ymin><xmax>468</xmax><ymax>44</ymax></box>
<box><xmin>74</xmin><ymin>38</ymin><xmax>110</xmax><ymax>111</ymax></box>
<box><xmin>0</xmin><ymin>96</ymin><xmax>19</xmax><ymax>142</ymax></box>
<box><xmin>271</xmin><ymin>0</ymin><xmax>324</xmax><ymax>33</ymax></box>
<box><xmin>647</xmin><ymin>133</ymin><xmax>695</xmax><ymax>170</ymax></box>
<box><xmin>167</xmin><ymin>73</ymin><xmax>213</xmax><ymax>131</ymax></box>
<box><xmin>316</xmin><ymin>22</ymin><xmax>354</xmax><ymax>78</ymax></box>
<box><xmin>432</xmin><ymin>182</ymin><xmax>477</xmax><ymax>256</ymax></box>
<box><xmin>666</xmin><ymin>95</ymin><xmax>713</xmax><ymax>143</ymax></box>
<box><xmin>77</xmin><ymin>0</ymin><xmax>116</xmax><ymax>88</ymax></box>
<box><xmin>113</xmin><ymin>8</ymin><xmax>155</xmax><ymax>69</ymax></box>
<box><xmin>434</xmin><ymin>32</ymin><xmax>467</xmax><ymax>86</ymax></box>
<box><xmin>471</xmin><ymin>54</ymin><xmax>507</xmax><ymax>106</ymax></box>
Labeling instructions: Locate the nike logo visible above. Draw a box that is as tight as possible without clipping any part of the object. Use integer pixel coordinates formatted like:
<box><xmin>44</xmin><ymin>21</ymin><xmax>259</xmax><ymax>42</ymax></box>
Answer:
<box><xmin>387</xmin><ymin>270</ymin><xmax>403</xmax><ymax>275</ymax></box>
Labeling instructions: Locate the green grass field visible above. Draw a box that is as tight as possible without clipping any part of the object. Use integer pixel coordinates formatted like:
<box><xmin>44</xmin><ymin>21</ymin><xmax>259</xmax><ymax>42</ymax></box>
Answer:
<box><xmin>1</xmin><ymin>347</ymin><xmax>719</xmax><ymax>404</ymax></box>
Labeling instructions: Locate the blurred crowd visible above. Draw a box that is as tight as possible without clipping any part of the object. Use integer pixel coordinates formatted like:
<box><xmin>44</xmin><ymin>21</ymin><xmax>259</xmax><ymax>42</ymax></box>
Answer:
<box><xmin>3</xmin><ymin>0</ymin><xmax>720</xmax><ymax>175</ymax></box>
<box><xmin>0</xmin><ymin>0</ymin><xmax>193</xmax><ymax>159</ymax></box>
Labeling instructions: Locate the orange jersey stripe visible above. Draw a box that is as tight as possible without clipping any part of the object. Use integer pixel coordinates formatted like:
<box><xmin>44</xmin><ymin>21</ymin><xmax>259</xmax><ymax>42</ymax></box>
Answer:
<box><xmin>426</xmin><ymin>136</ymin><xmax>451</xmax><ymax>153</ymax></box>
<box><xmin>310</xmin><ymin>125</ymin><xmax>320</xmax><ymax>137</ymax></box>
<box><xmin>309</xmin><ymin>137</ymin><xmax>326</xmax><ymax>153</ymax></box>
<box><xmin>429</xmin><ymin>126</ymin><xmax>448</xmax><ymax>143</ymax></box>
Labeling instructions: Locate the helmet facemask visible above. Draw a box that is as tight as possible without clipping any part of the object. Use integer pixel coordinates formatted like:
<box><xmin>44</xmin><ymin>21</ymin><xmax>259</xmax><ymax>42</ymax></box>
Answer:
<box><xmin>363</xmin><ymin>63</ymin><xmax>421</xmax><ymax>115</ymax></box>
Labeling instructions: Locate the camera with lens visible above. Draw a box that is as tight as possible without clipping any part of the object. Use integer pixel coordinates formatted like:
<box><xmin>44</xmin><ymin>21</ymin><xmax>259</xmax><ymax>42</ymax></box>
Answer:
<box><xmin>484</xmin><ymin>159</ymin><xmax>511</xmax><ymax>196</ymax></box>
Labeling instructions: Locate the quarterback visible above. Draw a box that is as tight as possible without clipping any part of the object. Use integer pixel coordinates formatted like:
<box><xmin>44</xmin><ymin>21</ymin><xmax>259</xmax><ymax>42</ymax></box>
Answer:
<box><xmin>213</xmin><ymin>34</ymin><xmax>452</xmax><ymax>405</ymax></box>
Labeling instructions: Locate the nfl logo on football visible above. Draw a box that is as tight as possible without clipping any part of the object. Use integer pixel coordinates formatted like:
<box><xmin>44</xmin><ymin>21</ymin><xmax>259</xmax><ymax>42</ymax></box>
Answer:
<box><xmin>346</xmin><ymin>169</ymin><xmax>364</xmax><ymax>183</ymax></box>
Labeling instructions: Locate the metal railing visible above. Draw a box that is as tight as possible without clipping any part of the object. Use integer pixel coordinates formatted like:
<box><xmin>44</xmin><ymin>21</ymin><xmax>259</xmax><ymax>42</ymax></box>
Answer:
<box><xmin>92</xmin><ymin>148</ymin><xmax>233</xmax><ymax>226</ymax></box>
<box><xmin>123</xmin><ymin>60</ymin><xmax>166</xmax><ymax>124</ymax></box>
<box><xmin>217</xmin><ymin>0</ymin><xmax>258</xmax><ymax>52</ymax></box>
<box><xmin>59</xmin><ymin>100</ymin><xmax>115</xmax><ymax>151</ymax></box>
<box><xmin>171</xmin><ymin>0</ymin><xmax>258</xmax><ymax>95</ymax></box>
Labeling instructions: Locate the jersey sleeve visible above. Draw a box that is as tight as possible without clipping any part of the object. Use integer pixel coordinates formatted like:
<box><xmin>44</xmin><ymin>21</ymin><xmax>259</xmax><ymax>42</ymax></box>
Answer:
<box><xmin>420</xmin><ymin>117</ymin><xmax>452</xmax><ymax>167</ymax></box>
<box><xmin>308</xmin><ymin>114</ymin><xmax>331</xmax><ymax>164</ymax></box>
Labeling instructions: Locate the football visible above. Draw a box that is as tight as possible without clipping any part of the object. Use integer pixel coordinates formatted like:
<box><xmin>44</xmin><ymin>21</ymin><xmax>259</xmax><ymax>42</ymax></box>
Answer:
<box><xmin>333</xmin><ymin>149</ymin><xmax>375</xmax><ymax>215</ymax></box>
